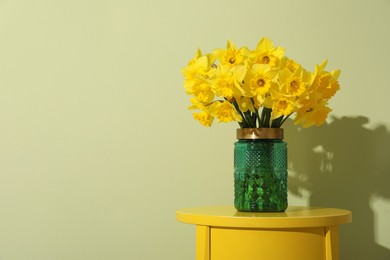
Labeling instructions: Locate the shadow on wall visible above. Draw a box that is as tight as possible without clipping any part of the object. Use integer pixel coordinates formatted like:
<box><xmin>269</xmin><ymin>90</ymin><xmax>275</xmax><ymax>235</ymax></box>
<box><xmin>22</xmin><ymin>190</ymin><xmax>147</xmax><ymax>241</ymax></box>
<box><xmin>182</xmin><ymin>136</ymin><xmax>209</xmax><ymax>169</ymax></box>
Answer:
<box><xmin>284</xmin><ymin>116</ymin><xmax>390</xmax><ymax>260</ymax></box>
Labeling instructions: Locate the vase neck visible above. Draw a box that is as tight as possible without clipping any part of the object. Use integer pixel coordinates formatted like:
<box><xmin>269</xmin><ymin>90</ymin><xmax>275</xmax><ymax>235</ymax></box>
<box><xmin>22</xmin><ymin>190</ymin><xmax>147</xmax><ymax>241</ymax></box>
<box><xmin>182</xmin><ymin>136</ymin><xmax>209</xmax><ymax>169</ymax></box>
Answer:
<box><xmin>236</xmin><ymin>128</ymin><xmax>284</xmax><ymax>140</ymax></box>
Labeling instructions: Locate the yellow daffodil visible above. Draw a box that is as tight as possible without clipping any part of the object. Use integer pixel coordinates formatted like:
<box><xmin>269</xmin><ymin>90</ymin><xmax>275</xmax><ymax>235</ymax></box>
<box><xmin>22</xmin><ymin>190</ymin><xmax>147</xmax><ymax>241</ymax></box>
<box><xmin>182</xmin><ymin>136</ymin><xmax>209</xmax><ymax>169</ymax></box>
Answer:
<box><xmin>182</xmin><ymin>49</ymin><xmax>216</xmax><ymax>103</ymax></box>
<box><xmin>188</xmin><ymin>97</ymin><xmax>206</xmax><ymax>110</ymax></box>
<box><xmin>210</xmin><ymin>101</ymin><xmax>242</xmax><ymax>123</ymax></box>
<box><xmin>280</xmin><ymin>57</ymin><xmax>300</xmax><ymax>73</ymax></box>
<box><xmin>269</xmin><ymin>95</ymin><xmax>295</xmax><ymax>120</ymax></box>
<box><xmin>309</xmin><ymin>60</ymin><xmax>340</xmax><ymax>100</ymax></box>
<box><xmin>181</xmin><ymin>49</ymin><xmax>215</xmax><ymax>80</ymax></box>
<box><xmin>294</xmin><ymin>99</ymin><xmax>331</xmax><ymax>128</ymax></box>
<box><xmin>211</xmin><ymin>64</ymin><xmax>246</xmax><ymax>100</ymax></box>
<box><xmin>186</xmin><ymin>79</ymin><xmax>214</xmax><ymax>103</ymax></box>
<box><xmin>193</xmin><ymin>110</ymin><xmax>214</xmax><ymax>127</ymax></box>
<box><xmin>278</xmin><ymin>66</ymin><xmax>311</xmax><ymax>97</ymax></box>
<box><xmin>213</xmin><ymin>40</ymin><xmax>250</xmax><ymax>67</ymax></box>
<box><xmin>251</xmin><ymin>37</ymin><xmax>285</xmax><ymax>67</ymax></box>
<box><xmin>243</xmin><ymin>64</ymin><xmax>278</xmax><ymax>104</ymax></box>
<box><xmin>188</xmin><ymin>98</ymin><xmax>215</xmax><ymax>126</ymax></box>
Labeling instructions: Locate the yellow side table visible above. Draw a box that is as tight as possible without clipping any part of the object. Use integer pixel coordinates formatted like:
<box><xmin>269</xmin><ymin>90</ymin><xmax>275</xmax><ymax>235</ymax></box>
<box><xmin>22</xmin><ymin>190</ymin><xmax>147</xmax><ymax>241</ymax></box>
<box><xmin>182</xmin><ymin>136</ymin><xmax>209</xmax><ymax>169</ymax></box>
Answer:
<box><xmin>176</xmin><ymin>206</ymin><xmax>351</xmax><ymax>260</ymax></box>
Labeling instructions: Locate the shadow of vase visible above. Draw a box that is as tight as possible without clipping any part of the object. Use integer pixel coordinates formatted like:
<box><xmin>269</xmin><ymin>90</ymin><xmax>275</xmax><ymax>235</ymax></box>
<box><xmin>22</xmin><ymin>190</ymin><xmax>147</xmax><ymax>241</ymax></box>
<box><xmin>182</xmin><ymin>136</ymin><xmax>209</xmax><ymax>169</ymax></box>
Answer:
<box><xmin>284</xmin><ymin>116</ymin><xmax>390</xmax><ymax>260</ymax></box>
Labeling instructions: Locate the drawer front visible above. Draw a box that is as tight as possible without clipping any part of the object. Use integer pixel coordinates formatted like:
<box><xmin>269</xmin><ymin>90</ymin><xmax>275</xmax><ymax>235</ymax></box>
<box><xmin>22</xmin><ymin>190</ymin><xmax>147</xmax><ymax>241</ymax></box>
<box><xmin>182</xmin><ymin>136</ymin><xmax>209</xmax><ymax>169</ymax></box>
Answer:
<box><xmin>211</xmin><ymin>227</ymin><xmax>325</xmax><ymax>260</ymax></box>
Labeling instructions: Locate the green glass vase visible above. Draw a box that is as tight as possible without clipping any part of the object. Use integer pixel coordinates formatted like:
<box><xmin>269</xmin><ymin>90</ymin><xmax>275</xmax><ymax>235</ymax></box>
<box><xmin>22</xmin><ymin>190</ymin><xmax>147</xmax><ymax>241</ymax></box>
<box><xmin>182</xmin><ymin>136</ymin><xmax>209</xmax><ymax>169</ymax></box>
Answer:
<box><xmin>234</xmin><ymin>128</ymin><xmax>288</xmax><ymax>212</ymax></box>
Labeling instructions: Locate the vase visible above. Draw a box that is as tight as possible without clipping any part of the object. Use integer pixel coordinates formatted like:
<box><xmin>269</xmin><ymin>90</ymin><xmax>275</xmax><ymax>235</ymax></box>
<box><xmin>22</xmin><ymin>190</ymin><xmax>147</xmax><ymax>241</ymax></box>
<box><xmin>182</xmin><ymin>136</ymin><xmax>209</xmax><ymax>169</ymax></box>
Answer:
<box><xmin>234</xmin><ymin>128</ymin><xmax>288</xmax><ymax>212</ymax></box>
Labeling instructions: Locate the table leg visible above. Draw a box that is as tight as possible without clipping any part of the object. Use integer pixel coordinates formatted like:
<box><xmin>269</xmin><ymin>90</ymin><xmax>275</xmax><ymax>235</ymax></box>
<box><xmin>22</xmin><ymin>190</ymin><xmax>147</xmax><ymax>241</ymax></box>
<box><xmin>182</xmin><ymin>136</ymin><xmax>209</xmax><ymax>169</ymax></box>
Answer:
<box><xmin>325</xmin><ymin>226</ymin><xmax>340</xmax><ymax>260</ymax></box>
<box><xmin>196</xmin><ymin>225</ymin><xmax>210</xmax><ymax>260</ymax></box>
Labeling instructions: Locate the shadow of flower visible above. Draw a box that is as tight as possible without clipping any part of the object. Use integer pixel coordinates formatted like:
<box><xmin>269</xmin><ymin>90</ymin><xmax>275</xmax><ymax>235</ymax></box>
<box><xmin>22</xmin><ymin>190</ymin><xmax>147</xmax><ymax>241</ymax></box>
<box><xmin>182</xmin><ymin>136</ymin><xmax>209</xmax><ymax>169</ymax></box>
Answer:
<box><xmin>285</xmin><ymin>116</ymin><xmax>390</xmax><ymax>259</ymax></box>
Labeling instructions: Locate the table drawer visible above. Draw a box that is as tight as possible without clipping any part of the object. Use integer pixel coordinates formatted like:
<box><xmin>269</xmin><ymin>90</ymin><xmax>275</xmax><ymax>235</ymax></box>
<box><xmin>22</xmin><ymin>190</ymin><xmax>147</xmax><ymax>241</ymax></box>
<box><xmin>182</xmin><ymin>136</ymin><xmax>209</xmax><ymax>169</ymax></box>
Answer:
<box><xmin>210</xmin><ymin>227</ymin><xmax>325</xmax><ymax>260</ymax></box>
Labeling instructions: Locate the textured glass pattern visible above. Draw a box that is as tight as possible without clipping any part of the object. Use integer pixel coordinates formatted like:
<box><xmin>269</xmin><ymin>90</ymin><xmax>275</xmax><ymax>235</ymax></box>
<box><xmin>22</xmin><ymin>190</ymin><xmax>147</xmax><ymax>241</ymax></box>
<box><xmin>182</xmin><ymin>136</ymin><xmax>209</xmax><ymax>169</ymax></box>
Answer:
<box><xmin>234</xmin><ymin>139</ymin><xmax>287</xmax><ymax>212</ymax></box>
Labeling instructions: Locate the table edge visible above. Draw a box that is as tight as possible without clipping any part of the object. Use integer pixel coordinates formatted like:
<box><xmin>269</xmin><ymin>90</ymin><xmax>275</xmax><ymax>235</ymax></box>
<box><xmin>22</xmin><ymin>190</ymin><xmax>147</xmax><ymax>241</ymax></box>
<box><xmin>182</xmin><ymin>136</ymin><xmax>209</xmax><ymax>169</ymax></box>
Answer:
<box><xmin>176</xmin><ymin>205</ymin><xmax>352</xmax><ymax>229</ymax></box>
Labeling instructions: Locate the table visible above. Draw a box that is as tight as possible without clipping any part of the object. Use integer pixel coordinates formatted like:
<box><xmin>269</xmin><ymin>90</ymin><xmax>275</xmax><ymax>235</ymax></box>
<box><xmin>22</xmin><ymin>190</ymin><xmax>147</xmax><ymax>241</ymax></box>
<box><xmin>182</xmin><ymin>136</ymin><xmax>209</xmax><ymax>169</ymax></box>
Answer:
<box><xmin>176</xmin><ymin>206</ymin><xmax>352</xmax><ymax>260</ymax></box>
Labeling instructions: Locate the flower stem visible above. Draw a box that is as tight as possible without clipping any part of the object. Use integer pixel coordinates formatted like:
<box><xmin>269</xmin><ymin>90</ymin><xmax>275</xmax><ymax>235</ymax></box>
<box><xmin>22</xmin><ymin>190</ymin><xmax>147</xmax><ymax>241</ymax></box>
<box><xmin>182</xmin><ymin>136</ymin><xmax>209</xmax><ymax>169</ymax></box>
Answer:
<box><xmin>251</xmin><ymin>98</ymin><xmax>261</xmax><ymax>128</ymax></box>
<box><xmin>279</xmin><ymin>113</ymin><xmax>293</xmax><ymax>127</ymax></box>
<box><xmin>261</xmin><ymin>107</ymin><xmax>272</xmax><ymax>127</ymax></box>
<box><xmin>271</xmin><ymin>116</ymin><xmax>283</xmax><ymax>127</ymax></box>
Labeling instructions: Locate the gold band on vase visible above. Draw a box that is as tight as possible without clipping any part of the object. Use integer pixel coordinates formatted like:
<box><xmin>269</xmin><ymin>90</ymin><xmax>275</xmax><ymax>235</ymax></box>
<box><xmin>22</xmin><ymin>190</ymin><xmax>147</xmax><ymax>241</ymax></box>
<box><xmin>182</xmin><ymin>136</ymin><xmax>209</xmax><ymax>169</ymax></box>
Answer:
<box><xmin>236</xmin><ymin>128</ymin><xmax>284</xmax><ymax>140</ymax></box>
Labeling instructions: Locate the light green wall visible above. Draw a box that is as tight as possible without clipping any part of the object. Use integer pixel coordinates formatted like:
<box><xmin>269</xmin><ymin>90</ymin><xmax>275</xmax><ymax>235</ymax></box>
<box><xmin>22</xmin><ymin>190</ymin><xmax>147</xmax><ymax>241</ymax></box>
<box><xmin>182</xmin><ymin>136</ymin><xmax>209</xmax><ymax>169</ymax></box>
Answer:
<box><xmin>0</xmin><ymin>0</ymin><xmax>389</xmax><ymax>259</ymax></box>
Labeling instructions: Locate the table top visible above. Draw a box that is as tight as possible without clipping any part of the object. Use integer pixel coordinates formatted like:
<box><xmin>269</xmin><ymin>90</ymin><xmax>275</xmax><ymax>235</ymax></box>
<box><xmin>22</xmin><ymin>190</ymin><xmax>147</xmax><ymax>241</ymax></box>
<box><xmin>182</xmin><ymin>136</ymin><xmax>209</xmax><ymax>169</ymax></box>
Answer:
<box><xmin>176</xmin><ymin>205</ymin><xmax>352</xmax><ymax>228</ymax></box>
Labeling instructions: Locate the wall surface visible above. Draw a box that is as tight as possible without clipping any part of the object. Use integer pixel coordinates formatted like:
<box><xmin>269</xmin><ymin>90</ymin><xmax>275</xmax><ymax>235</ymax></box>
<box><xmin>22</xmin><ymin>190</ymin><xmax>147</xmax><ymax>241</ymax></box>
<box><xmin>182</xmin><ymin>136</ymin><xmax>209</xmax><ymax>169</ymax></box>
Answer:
<box><xmin>0</xmin><ymin>0</ymin><xmax>389</xmax><ymax>259</ymax></box>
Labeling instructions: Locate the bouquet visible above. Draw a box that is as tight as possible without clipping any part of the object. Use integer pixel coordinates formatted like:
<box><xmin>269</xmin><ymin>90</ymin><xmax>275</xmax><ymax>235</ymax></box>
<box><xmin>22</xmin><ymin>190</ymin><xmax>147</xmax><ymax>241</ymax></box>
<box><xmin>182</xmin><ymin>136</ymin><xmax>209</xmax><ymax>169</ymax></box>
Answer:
<box><xmin>181</xmin><ymin>37</ymin><xmax>340</xmax><ymax>128</ymax></box>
